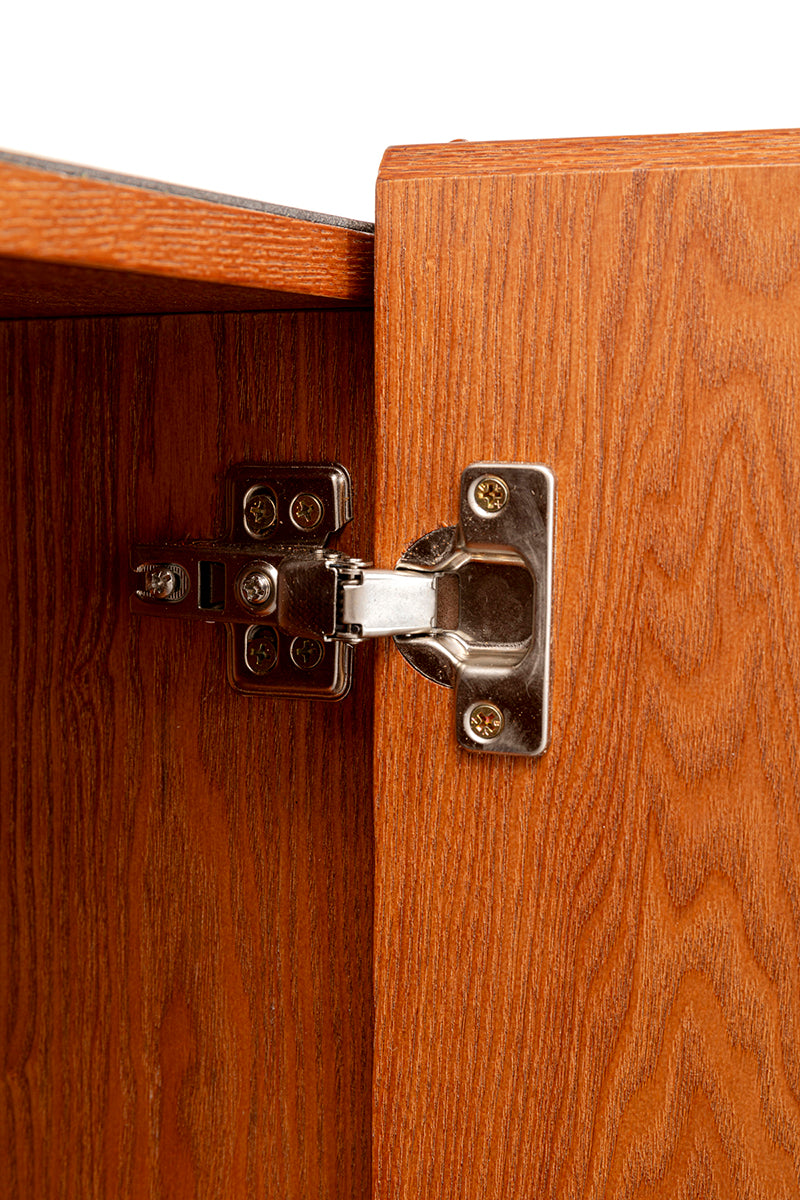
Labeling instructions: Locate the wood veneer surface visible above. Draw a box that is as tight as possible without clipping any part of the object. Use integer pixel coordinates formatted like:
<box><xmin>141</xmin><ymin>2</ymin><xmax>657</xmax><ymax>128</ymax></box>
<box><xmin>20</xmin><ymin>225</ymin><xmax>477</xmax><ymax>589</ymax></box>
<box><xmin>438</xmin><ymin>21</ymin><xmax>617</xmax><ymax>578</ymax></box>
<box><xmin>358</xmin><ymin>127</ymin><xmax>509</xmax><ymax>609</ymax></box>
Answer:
<box><xmin>1</xmin><ymin>311</ymin><xmax>374</xmax><ymax>1198</ymax></box>
<box><xmin>380</xmin><ymin>127</ymin><xmax>800</xmax><ymax>178</ymax></box>
<box><xmin>0</xmin><ymin>255</ymin><xmax>371</xmax><ymax>320</ymax></box>
<box><xmin>374</xmin><ymin>133</ymin><xmax>800</xmax><ymax>1198</ymax></box>
<box><xmin>0</xmin><ymin>157</ymin><xmax>374</xmax><ymax>315</ymax></box>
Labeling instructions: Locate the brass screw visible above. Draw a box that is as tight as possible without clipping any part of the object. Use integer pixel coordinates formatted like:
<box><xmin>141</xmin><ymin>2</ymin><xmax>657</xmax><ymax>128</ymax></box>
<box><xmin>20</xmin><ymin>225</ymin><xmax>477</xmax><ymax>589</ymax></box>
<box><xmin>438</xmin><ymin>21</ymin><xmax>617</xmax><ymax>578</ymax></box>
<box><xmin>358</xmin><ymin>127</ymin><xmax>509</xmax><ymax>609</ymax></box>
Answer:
<box><xmin>244</xmin><ymin>489</ymin><xmax>277</xmax><ymax>538</ymax></box>
<box><xmin>290</xmin><ymin>636</ymin><xmax>324</xmax><ymax>670</ymax></box>
<box><xmin>245</xmin><ymin>627</ymin><xmax>278</xmax><ymax>674</ymax></box>
<box><xmin>290</xmin><ymin>493</ymin><xmax>324</xmax><ymax>531</ymax></box>
<box><xmin>468</xmin><ymin>703</ymin><xmax>504</xmax><ymax>740</ymax></box>
<box><xmin>474</xmin><ymin>476</ymin><xmax>509</xmax><ymax>514</ymax></box>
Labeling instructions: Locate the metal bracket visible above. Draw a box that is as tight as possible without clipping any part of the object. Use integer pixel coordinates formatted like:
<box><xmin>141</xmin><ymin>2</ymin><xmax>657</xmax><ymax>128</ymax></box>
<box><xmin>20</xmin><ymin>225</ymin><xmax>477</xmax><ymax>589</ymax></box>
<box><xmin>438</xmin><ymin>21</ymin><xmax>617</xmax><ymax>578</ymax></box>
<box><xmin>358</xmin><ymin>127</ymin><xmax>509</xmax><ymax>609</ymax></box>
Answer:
<box><xmin>131</xmin><ymin>461</ymin><xmax>555</xmax><ymax>756</ymax></box>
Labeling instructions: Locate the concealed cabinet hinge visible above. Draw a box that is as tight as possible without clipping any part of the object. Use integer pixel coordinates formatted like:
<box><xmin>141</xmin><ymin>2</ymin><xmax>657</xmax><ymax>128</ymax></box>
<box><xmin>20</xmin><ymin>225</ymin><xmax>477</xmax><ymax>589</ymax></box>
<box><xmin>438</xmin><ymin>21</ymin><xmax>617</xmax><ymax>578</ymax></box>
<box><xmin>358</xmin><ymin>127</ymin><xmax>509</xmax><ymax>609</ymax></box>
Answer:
<box><xmin>131</xmin><ymin>462</ymin><xmax>555</xmax><ymax>756</ymax></box>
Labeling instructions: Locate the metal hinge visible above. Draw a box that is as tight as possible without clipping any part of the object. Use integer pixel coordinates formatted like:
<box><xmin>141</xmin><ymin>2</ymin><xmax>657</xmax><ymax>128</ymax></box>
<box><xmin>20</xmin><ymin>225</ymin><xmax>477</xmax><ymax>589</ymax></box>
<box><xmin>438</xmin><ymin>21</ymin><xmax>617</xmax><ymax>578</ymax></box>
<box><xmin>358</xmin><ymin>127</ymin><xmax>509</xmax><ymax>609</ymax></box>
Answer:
<box><xmin>131</xmin><ymin>462</ymin><xmax>555</xmax><ymax>756</ymax></box>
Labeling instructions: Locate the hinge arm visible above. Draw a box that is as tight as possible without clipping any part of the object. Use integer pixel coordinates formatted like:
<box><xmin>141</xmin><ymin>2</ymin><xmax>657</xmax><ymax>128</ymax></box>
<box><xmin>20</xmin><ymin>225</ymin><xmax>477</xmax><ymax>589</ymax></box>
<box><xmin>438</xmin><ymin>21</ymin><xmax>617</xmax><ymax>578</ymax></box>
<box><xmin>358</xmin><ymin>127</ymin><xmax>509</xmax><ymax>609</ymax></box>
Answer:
<box><xmin>337</xmin><ymin>568</ymin><xmax>438</xmax><ymax>641</ymax></box>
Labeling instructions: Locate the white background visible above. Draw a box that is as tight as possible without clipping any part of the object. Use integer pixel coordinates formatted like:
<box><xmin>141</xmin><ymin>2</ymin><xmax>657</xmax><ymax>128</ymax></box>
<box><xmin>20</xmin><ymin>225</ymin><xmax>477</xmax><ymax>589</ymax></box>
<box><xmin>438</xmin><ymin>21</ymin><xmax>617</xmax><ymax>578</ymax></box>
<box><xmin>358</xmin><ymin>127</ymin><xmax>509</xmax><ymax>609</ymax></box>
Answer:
<box><xmin>1</xmin><ymin>0</ymin><xmax>796</xmax><ymax>223</ymax></box>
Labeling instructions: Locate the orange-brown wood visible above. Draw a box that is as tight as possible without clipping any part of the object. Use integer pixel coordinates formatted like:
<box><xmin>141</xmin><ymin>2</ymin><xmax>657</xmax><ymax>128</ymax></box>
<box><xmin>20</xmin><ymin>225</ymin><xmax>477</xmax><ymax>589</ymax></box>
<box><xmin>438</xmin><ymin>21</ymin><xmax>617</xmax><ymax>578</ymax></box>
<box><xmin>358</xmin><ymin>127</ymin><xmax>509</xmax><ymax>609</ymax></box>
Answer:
<box><xmin>0</xmin><ymin>156</ymin><xmax>374</xmax><ymax>314</ymax></box>
<box><xmin>0</xmin><ymin>254</ymin><xmax>370</xmax><ymax>319</ymax></box>
<box><xmin>380</xmin><ymin>127</ymin><xmax>800</xmax><ymax>177</ymax></box>
<box><xmin>1</xmin><ymin>311</ymin><xmax>374</xmax><ymax>1198</ymax></box>
<box><xmin>374</xmin><ymin>133</ymin><xmax>800</xmax><ymax>1197</ymax></box>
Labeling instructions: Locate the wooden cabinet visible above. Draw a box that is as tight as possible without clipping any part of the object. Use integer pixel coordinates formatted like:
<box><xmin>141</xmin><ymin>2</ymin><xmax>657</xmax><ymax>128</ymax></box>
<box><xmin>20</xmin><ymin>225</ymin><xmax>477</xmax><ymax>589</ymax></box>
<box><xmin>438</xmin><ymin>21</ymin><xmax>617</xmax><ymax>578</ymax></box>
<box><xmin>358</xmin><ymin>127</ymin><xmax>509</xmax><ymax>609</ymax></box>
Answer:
<box><xmin>3</xmin><ymin>133</ymin><xmax>800</xmax><ymax>1198</ymax></box>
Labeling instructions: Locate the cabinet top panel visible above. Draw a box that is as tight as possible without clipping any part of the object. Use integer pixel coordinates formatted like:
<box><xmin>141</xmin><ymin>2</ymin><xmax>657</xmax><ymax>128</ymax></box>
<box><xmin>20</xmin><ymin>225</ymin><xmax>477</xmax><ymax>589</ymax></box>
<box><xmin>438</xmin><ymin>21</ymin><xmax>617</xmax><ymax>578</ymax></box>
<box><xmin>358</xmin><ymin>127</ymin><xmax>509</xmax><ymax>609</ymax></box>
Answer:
<box><xmin>380</xmin><ymin>128</ymin><xmax>800</xmax><ymax>178</ymax></box>
<box><xmin>0</xmin><ymin>151</ymin><xmax>374</xmax><ymax>317</ymax></box>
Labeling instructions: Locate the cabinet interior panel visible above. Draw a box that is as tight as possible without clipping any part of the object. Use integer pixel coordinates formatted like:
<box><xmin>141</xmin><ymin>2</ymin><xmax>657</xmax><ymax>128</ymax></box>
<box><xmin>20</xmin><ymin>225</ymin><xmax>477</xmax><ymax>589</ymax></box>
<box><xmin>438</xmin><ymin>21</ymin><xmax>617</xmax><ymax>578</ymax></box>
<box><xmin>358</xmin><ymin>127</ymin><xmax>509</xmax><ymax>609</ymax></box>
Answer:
<box><xmin>1</xmin><ymin>310</ymin><xmax>375</xmax><ymax>1199</ymax></box>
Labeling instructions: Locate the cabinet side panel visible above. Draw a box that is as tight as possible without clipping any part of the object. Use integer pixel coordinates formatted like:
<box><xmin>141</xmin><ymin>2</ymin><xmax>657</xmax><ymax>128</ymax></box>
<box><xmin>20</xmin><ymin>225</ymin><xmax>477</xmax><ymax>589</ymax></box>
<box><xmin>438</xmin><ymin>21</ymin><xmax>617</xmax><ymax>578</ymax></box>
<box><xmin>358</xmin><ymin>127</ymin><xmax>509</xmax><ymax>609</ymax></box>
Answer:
<box><xmin>374</xmin><ymin>149</ymin><xmax>800</xmax><ymax>1197</ymax></box>
<box><xmin>0</xmin><ymin>311</ymin><xmax>374</xmax><ymax>1199</ymax></box>
<box><xmin>0</xmin><ymin>156</ymin><xmax>375</xmax><ymax>310</ymax></box>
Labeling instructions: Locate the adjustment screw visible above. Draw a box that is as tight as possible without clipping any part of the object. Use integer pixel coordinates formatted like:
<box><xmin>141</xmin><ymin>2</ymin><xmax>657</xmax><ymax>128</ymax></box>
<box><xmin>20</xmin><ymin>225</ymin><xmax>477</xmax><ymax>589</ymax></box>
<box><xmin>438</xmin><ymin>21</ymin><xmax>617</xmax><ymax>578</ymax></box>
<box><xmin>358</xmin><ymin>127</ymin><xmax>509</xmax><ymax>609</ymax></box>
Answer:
<box><xmin>474</xmin><ymin>476</ymin><xmax>509</xmax><ymax>514</ymax></box>
<box><xmin>290</xmin><ymin>493</ymin><xmax>324</xmax><ymax>531</ymax></box>
<box><xmin>244</xmin><ymin>488</ymin><xmax>277</xmax><ymax>538</ymax></box>
<box><xmin>245</xmin><ymin>626</ymin><xmax>278</xmax><ymax>674</ymax></box>
<box><xmin>468</xmin><ymin>703</ymin><xmax>505</xmax><ymax>741</ymax></box>
<box><xmin>290</xmin><ymin>636</ymin><xmax>324</xmax><ymax>670</ymax></box>
<box><xmin>238</xmin><ymin>567</ymin><xmax>273</xmax><ymax>609</ymax></box>
<box><xmin>144</xmin><ymin>567</ymin><xmax>175</xmax><ymax>600</ymax></box>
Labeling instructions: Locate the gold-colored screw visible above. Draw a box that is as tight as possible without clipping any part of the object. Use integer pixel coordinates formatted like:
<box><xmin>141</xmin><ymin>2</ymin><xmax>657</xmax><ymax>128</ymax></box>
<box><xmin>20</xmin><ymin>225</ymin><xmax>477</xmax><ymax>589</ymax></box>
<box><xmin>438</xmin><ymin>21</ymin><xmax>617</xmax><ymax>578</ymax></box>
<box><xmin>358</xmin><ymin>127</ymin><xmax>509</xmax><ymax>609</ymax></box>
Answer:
<box><xmin>244</xmin><ymin>489</ymin><xmax>277</xmax><ymax>537</ymax></box>
<box><xmin>474</xmin><ymin>476</ymin><xmax>509</xmax><ymax>514</ymax></box>
<box><xmin>245</xmin><ymin>627</ymin><xmax>278</xmax><ymax>674</ymax></box>
<box><xmin>290</xmin><ymin>636</ymin><xmax>324</xmax><ymax>670</ymax></box>
<box><xmin>290</xmin><ymin>493</ymin><xmax>324</xmax><ymax>530</ymax></box>
<box><xmin>468</xmin><ymin>703</ymin><xmax>504</xmax><ymax>740</ymax></box>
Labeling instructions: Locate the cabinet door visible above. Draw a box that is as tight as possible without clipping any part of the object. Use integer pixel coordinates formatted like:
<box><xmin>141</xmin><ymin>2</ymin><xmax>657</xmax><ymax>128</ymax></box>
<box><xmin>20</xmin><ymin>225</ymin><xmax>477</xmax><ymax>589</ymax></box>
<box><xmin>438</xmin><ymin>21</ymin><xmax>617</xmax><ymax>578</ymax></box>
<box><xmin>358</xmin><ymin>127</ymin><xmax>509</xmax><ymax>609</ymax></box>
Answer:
<box><xmin>373</xmin><ymin>132</ymin><xmax>800</xmax><ymax>1198</ymax></box>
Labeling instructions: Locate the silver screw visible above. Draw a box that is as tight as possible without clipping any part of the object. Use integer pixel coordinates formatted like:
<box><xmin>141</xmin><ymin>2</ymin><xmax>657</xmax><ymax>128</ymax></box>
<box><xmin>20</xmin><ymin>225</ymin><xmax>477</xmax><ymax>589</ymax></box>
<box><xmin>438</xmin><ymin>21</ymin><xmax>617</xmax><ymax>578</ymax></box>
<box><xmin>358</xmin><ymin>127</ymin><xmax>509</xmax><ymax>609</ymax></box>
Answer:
<box><xmin>474</xmin><ymin>476</ymin><xmax>509</xmax><ymax>514</ymax></box>
<box><xmin>238</xmin><ymin>567</ymin><xmax>273</xmax><ymax>609</ymax></box>
<box><xmin>290</xmin><ymin>636</ymin><xmax>324</xmax><ymax>670</ymax></box>
<box><xmin>144</xmin><ymin>567</ymin><xmax>175</xmax><ymax>600</ymax></box>
<box><xmin>245</xmin><ymin>626</ymin><xmax>278</xmax><ymax>674</ymax></box>
<box><xmin>468</xmin><ymin>703</ymin><xmax>504</xmax><ymax>740</ymax></box>
<box><xmin>290</xmin><ymin>493</ymin><xmax>324</xmax><ymax>531</ymax></box>
<box><xmin>244</xmin><ymin>488</ymin><xmax>277</xmax><ymax>538</ymax></box>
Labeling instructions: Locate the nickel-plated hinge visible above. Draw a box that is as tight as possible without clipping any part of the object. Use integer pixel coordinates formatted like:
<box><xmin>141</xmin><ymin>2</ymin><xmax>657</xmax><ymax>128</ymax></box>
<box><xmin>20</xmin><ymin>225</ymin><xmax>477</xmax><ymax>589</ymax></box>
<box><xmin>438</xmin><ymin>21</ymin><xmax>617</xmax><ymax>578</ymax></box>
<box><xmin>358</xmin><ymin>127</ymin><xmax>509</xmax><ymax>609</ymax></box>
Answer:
<box><xmin>131</xmin><ymin>462</ymin><xmax>555</xmax><ymax>756</ymax></box>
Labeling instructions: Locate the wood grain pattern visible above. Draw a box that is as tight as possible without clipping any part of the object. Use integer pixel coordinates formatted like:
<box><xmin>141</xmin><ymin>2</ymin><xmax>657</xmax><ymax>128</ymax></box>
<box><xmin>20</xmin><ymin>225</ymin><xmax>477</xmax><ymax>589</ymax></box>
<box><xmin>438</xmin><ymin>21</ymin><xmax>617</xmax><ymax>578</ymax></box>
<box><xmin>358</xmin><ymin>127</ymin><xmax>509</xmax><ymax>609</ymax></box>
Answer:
<box><xmin>380</xmin><ymin>127</ymin><xmax>800</xmax><ymax>178</ymax></box>
<box><xmin>0</xmin><ymin>158</ymin><xmax>374</xmax><ymax>312</ymax></box>
<box><xmin>0</xmin><ymin>254</ymin><xmax>371</xmax><ymax>319</ymax></box>
<box><xmin>373</xmin><ymin>134</ymin><xmax>800</xmax><ymax>1198</ymax></box>
<box><xmin>0</xmin><ymin>311</ymin><xmax>375</xmax><ymax>1198</ymax></box>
